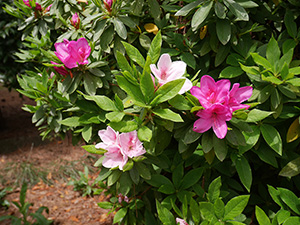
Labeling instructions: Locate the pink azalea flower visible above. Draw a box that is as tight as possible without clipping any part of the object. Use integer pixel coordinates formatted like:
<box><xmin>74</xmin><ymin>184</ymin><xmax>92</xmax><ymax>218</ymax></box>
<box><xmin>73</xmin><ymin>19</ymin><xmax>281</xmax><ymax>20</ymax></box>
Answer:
<box><xmin>119</xmin><ymin>130</ymin><xmax>146</xmax><ymax>158</ymax></box>
<box><xmin>176</xmin><ymin>218</ymin><xmax>189</xmax><ymax>225</ymax></box>
<box><xmin>71</xmin><ymin>13</ymin><xmax>80</xmax><ymax>29</ymax></box>
<box><xmin>193</xmin><ymin>103</ymin><xmax>232</xmax><ymax>139</ymax></box>
<box><xmin>45</xmin><ymin>4</ymin><xmax>52</xmax><ymax>12</ymax></box>
<box><xmin>228</xmin><ymin>83</ymin><xmax>253</xmax><ymax>112</ymax></box>
<box><xmin>54</xmin><ymin>38</ymin><xmax>91</xmax><ymax>69</ymax></box>
<box><xmin>190</xmin><ymin>75</ymin><xmax>230</xmax><ymax>108</ymax></box>
<box><xmin>51</xmin><ymin>61</ymin><xmax>70</xmax><ymax>77</ymax></box>
<box><xmin>23</xmin><ymin>0</ymin><xmax>42</xmax><ymax>11</ymax></box>
<box><xmin>95</xmin><ymin>127</ymin><xmax>146</xmax><ymax>170</ymax></box>
<box><xmin>104</xmin><ymin>0</ymin><xmax>113</xmax><ymax>7</ymax></box>
<box><xmin>150</xmin><ymin>53</ymin><xmax>193</xmax><ymax>94</ymax></box>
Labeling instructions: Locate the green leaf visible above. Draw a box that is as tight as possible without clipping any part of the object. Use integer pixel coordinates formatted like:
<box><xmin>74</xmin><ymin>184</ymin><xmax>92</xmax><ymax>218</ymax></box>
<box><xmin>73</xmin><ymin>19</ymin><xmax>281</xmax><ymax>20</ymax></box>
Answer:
<box><xmin>119</xmin><ymin>172</ymin><xmax>132</xmax><ymax>195</ymax></box>
<box><xmin>191</xmin><ymin>1</ymin><xmax>213</xmax><ymax>30</ymax></box>
<box><xmin>135</xmin><ymin>162</ymin><xmax>151</xmax><ymax>180</ymax></box>
<box><xmin>152</xmin><ymin>108</ymin><xmax>184</xmax><ymax>122</ymax></box>
<box><xmin>82</xmin><ymin>145</ymin><xmax>106</xmax><ymax>155</ymax></box>
<box><xmin>215</xmin><ymin>44</ymin><xmax>231</xmax><ymax>67</ymax></box>
<box><xmin>224</xmin><ymin>0</ymin><xmax>249</xmax><ymax>21</ymax></box>
<box><xmin>268</xmin><ymin>185</ymin><xmax>285</xmax><ymax>208</ymax></box>
<box><xmin>93</xmin><ymin>19</ymin><xmax>107</xmax><ymax>42</ymax></box>
<box><xmin>152</xmin><ymin>79</ymin><xmax>185</xmax><ymax>105</ymax></box>
<box><xmin>109</xmin><ymin>120</ymin><xmax>138</xmax><ymax>133</ymax></box>
<box><xmin>284</xmin><ymin>10</ymin><xmax>297</xmax><ymax>38</ymax></box>
<box><xmin>246</xmin><ymin>109</ymin><xmax>273</xmax><ymax>123</ymax></box>
<box><xmin>116</xmin><ymin>75</ymin><xmax>147</xmax><ymax>107</ymax></box>
<box><xmin>113</xmin><ymin>208</ymin><xmax>128</xmax><ymax>224</ymax></box>
<box><xmin>141</xmin><ymin>56</ymin><xmax>155</xmax><ymax>103</ymax></box>
<box><xmin>224</xmin><ymin>195</ymin><xmax>250</xmax><ymax>220</ymax></box>
<box><xmin>286</xmin><ymin>78</ymin><xmax>300</xmax><ymax>86</ymax></box>
<box><xmin>283</xmin><ymin>217</ymin><xmax>300</xmax><ymax>225</ymax></box>
<box><xmin>112</xmin><ymin>17</ymin><xmax>127</xmax><ymax>40</ymax></box>
<box><xmin>175</xmin><ymin>0</ymin><xmax>204</xmax><ymax>16</ymax></box>
<box><xmin>82</xmin><ymin>125</ymin><xmax>92</xmax><ymax>142</ymax></box>
<box><xmin>59</xmin><ymin>117</ymin><xmax>80</xmax><ymax>127</ymax></box>
<box><xmin>106</xmin><ymin>112</ymin><xmax>125</xmax><ymax>122</ymax></box>
<box><xmin>219</xmin><ymin>66</ymin><xmax>244</xmax><ymax>78</ymax></box>
<box><xmin>279</xmin><ymin>157</ymin><xmax>300</xmax><ymax>177</ymax></box>
<box><xmin>213</xmin><ymin>135</ymin><xmax>228</xmax><ymax>161</ymax></box>
<box><xmin>266</xmin><ymin>36</ymin><xmax>280</xmax><ymax>72</ymax></box>
<box><xmin>148</xmin><ymin>0</ymin><xmax>161</xmax><ymax>20</ymax></box>
<box><xmin>148</xmin><ymin>30</ymin><xmax>162</xmax><ymax>63</ymax></box>
<box><xmin>216</xmin><ymin>19</ymin><xmax>231</xmax><ymax>45</ymax></box>
<box><xmin>278</xmin><ymin>188</ymin><xmax>300</xmax><ymax>215</ymax></box>
<box><xmin>278</xmin><ymin>85</ymin><xmax>296</xmax><ymax>99</ymax></box>
<box><xmin>156</xmin><ymin>200</ymin><xmax>175</xmax><ymax>225</ymax></box>
<box><xmin>235</xmin><ymin>155</ymin><xmax>252</xmax><ymax>192</ymax></box>
<box><xmin>116</xmin><ymin>51</ymin><xmax>133</xmax><ymax>74</ymax></box>
<box><xmin>172</xmin><ymin>163</ymin><xmax>184</xmax><ymax>189</ymax></box>
<box><xmin>202</xmin><ymin>132</ymin><xmax>213</xmax><ymax>153</ymax></box>
<box><xmin>82</xmin><ymin>94</ymin><xmax>118</xmax><ymax>111</ymax></box>
<box><xmin>122</xmin><ymin>41</ymin><xmax>145</xmax><ymax>67</ymax></box>
<box><xmin>190</xmin><ymin>198</ymin><xmax>201</xmax><ymax>223</ymax></box>
<box><xmin>207</xmin><ymin>176</ymin><xmax>222</xmax><ymax>203</ymax></box>
<box><xmin>260</xmin><ymin>124</ymin><xmax>282</xmax><ymax>156</ymax></box>
<box><xmin>97</xmin><ymin>202</ymin><xmax>113</xmax><ymax>209</ymax></box>
<box><xmin>199</xmin><ymin>202</ymin><xmax>216</xmax><ymax>221</ymax></box>
<box><xmin>168</xmin><ymin>95</ymin><xmax>192</xmax><ymax>111</ymax></box>
<box><xmin>251</xmin><ymin>53</ymin><xmax>273</xmax><ymax>70</ymax></box>
<box><xmin>179</xmin><ymin>167</ymin><xmax>204</xmax><ymax>190</ymax></box>
<box><xmin>138</xmin><ymin>126</ymin><xmax>153</xmax><ymax>142</ymax></box>
<box><xmin>214</xmin><ymin>198</ymin><xmax>225</xmax><ymax>219</ymax></box>
<box><xmin>215</xmin><ymin>1</ymin><xmax>226</xmax><ymax>19</ymax></box>
<box><xmin>107</xmin><ymin>170</ymin><xmax>122</xmax><ymax>186</ymax></box>
<box><xmin>255</xmin><ymin>206</ymin><xmax>271</xmax><ymax>225</ymax></box>
<box><xmin>139</xmin><ymin>33</ymin><xmax>151</xmax><ymax>50</ymax></box>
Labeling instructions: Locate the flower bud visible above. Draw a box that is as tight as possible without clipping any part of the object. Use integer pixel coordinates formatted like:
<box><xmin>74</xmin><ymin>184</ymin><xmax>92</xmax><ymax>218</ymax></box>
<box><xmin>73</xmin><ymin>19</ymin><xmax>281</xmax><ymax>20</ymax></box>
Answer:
<box><xmin>70</xmin><ymin>13</ymin><xmax>80</xmax><ymax>29</ymax></box>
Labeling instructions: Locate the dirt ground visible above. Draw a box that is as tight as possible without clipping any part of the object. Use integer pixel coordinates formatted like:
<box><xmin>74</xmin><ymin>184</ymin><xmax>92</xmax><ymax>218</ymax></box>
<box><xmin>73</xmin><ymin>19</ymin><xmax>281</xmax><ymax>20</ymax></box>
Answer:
<box><xmin>0</xmin><ymin>86</ymin><xmax>114</xmax><ymax>224</ymax></box>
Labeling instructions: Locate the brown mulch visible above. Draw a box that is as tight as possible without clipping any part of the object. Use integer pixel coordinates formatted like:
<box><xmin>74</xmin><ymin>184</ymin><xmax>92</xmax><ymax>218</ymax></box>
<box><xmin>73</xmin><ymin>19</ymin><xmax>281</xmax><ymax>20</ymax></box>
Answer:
<box><xmin>0</xmin><ymin>86</ymin><xmax>114</xmax><ymax>224</ymax></box>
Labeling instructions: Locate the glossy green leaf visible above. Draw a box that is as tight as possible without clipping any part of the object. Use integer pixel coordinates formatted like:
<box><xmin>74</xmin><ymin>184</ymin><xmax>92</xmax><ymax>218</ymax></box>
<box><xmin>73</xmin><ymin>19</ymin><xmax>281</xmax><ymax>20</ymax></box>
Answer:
<box><xmin>235</xmin><ymin>155</ymin><xmax>252</xmax><ymax>192</ymax></box>
<box><xmin>279</xmin><ymin>157</ymin><xmax>300</xmax><ymax>177</ymax></box>
<box><xmin>278</xmin><ymin>187</ymin><xmax>300</xmax><ymax>215</ymax></box>
<box><xmin>122</xmin><ymin>41</ymin><xmax>145</xmax><ymax>67</ymax></box>
<box><xmin>213</xmin><ymin>135</ymin><xmax>228</xmax><ymax>161</ymax></box>
<box><xmin>191</xmin><ymin>1</ymin><xmax>213</xmax><ymax>30</ymax></box>
<box><xmin>255</xmin><ymin>206</ymin><xmax>271</xmax><ymax>225</ymax></box>
<box><xmin>113</xmin><ymin>208</ymin><xmax>128</xmax><ymax>224</ymax></box>
<box><xmin>216</xmin><ymin>19</ymin><xmax>231</xmax><ymax>45</ymax></box>
<box><xmin>215</xmin><ymin>1</ymin><xmax>226</xmax><ymax>19</ymax></box>
<box><xmin>224</xmin><ymin>195</ymin><xmax>250</xmax><ymax>220</ymax></box>
<box><xmin>246</xmin><ymin>109</ymin><xmax>273</xmax><ymax>122</ymax></box>
<box><xmin>179</xmin><ymin>167</ymin><xmax>204</xmax><ymax>190</ymax></box>
<box><xmin>207</xmin><ymin>176</ymin><xmax>222</xmax><ymax>203</ymax></box>
<box><xmin>260</xmin><ymin>124</ymin><xmax>282</xmax><ymax>156</ymax></box>
<box><xmin>153</xmin><ymin>108</ymin><xmax>183</xmax><ymax>122</ymax></box>
<box><xmin>175</xmin><ymin>0</ymin><xmax>204</xmax><ymax>16</ymax></box>
<box><xmin>112</xmin><ymin>17</ymin><xmax>127</xmax><ymax>40</ymax></box>
<box><xmin>219</xmin><ymin>66</ymin><xmax>244</xmax><ymax>78</ymax></box>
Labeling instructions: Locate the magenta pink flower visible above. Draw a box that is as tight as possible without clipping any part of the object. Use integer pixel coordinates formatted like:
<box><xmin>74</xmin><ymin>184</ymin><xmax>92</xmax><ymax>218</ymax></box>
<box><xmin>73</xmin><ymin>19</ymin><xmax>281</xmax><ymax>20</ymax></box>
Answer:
<box><xmin>191</xmin><ymin>75</ymin><xmax>252</xmax><ymax>139</ymax></box>
<box><xmin>104</xmin><ymin>0</ymin><xmax>113</xmax><ymax>7</ymax></box>
<box><xmin>176</xmin><ymin>218</ymin><xmax>189</xmax><ymax>225</ymax></box>
<box><xmin>190</xmin><ymin>75</ymin><xmax>230</xmax><ymax>109</ymax></box>
<box><xmin>95</xmin><ymin>127</ymin><xmax>146</xmax><ymax>170</ymax></box>
<box><xmin>54</xmin><ymin>38</ymin><xmax>91</xmax><ymax>69</ymax></box>
<box><xmin>70</xmin><ymin>13</ymin><xmax>80</xmax><ymax>29</ymax></box>
<box><xmin>51</xmin><ymin>61</ymin><xmax>70</xmax><ymax>77</ymax></box>
<box><xmin>150</xmin><ymin>53</ymin><xmax>192</xmax><ymax>94</ymax></box>
<box><xmin>45</xmin><ymin>4</ymin><xmax>52</xmax><ymax>12</ymax></box>
<box><xmin>228</xmin><ymin>83</ymin><xmax>253</xmax><ymax>112</ymax></box>
<box><xmin>23</xmin><ymin>0</ymin><xmax>42</xmax><ymax>11</ymax></box>
<box><xmin>194</xmin><ymin>104</ymin><xmax>232</xmax><ymax>139</ymax></box>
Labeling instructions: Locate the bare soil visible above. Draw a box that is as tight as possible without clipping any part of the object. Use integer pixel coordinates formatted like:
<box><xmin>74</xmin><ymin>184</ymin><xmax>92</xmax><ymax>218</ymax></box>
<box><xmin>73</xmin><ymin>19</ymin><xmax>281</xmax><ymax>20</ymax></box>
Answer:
<box><xmin>0</xmin><ymin>86</ymin><xmax>114</xmax><ymax>224</ymax></box>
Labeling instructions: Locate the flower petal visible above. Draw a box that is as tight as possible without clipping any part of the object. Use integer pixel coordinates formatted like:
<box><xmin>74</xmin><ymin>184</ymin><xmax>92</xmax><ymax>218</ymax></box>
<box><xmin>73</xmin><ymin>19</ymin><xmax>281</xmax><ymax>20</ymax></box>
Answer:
<box><xmin>193</xmin><ymin>117</ymin><xmax>212</xmax><ymax>134</ymax></box>
<box><xmin>178</xmin><ymin>78</ymin><xmax>193</xmax><ymax>94</ymax></box>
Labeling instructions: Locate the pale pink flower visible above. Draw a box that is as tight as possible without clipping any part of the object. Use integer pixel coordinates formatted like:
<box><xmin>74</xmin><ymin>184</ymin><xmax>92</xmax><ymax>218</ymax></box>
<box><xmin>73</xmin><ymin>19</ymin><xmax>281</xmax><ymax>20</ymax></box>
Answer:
<box><xmin>95</xmin><ymin>127</ymin><xmax>146</xmax><ymax>170</ymax></box>
<box><xmin>54</xmin><ymin>38</ymin><xmax>91</xmax><ymax>69</ymax></box>
<box><xmin>95</xmin><ymin>126</ymin><xmax>119</xmax><ymax>150</ymax></box>
<box><xmin>118</xmin><ymin>194</ymin><xmax>129</xmax><ymax>203</ymax></box>
<box><xmin>150</xmin><ymin>53</ymin><xmax>192</xmax><ymax>94</ymax></box>
<box><xmin>176</xmin><ymin>218</ymin><xmax>189</xmax><ymax>225</ymax></box>
<box><xmin>119</xmin><ymin>130</ymin><xmax>146</xmax><ymax>158</ymax></box>
<box><xmin>190</xmin><ymin>75</ymin><xmax>230</xmax><ymax>109</ymax></box>
<box><xmin>71</xmin><ymin>13</ymin><xmax>80</xmax><ymax>29</ymax></box>
<box><xmin>228</xmin><ymin>83</ymin><xmax>253</xmax><ymax>112</ymax></box>
<box><xmin>193</xmin><ymin>104</ymin><xmax>232</xmax><ymax>139</ymax></box>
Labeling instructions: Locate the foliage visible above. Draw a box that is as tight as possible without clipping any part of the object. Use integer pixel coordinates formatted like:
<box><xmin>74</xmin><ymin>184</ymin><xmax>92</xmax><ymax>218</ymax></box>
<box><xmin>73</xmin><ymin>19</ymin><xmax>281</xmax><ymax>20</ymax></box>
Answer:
<box><xmin>0</xmin><ymin>183</ymin><xmax>53</xmax><ymax>225</ymax></box>
<box><xmin>3</xmin><ymin>0</ymin><xmax>300</xmax><ymax>224</ymax></box>
<box><xmin>0</xmin><ymin>187</ymin><xmax>12</xmax><ymax>209</ymax></box>
<box><xmin>67</xmin><ymin>165</ymin><xmax>104</xmax><ymax>197</ymax></box>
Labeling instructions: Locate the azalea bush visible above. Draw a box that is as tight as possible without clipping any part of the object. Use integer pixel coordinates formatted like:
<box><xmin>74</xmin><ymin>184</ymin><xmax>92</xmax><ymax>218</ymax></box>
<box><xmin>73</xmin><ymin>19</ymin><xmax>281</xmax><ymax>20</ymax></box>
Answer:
<box><xmin>3</xmin><ymin>0</ymin><xmax>300</xmax><ymax>224</ymax></box>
